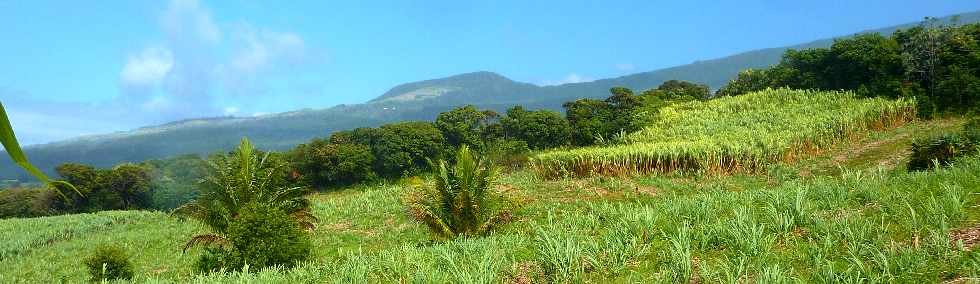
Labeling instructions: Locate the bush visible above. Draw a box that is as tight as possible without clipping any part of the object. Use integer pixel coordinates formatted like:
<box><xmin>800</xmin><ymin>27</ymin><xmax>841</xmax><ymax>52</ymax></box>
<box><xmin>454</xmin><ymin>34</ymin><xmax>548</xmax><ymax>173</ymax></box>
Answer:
<box><xmin>483</xmin><ymin>139</ymin><xmax>530</xmax><ymax>170</ymax></box>
<box><xmin>964</xmin><ymin>118</ymin><xmax>980</xmax><ymax>143</ymax></box>
<box><xmin>177</xmin><ymin>138</ymin><xmax>314</xmax><ymax>265</ymax></box>
<box><xmin>83</xmin><ymin>245</ymin><xmax>135</xmax><ymax>281</ymax></box>
<box><xmin>908</xmin><ymin>133</ymin><xmax>976</xmax><ymax>171</ymax></box>
<box><xmin>404</xmin><ymin>145</ymin><xmax>511</xmax><ymax>239</ymax></box>
<box><xmin>199</xmin><ymin>202</ymin><xmax>312</xmax><ymax>272</ymax></box>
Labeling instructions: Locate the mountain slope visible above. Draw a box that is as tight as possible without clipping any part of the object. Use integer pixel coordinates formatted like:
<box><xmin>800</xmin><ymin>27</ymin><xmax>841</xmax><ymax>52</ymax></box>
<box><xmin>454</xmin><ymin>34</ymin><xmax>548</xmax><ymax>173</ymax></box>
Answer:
<box><xmin>2</xmin><ymin>11</ymin><xmax>977</xmax><ymax>180</ymax></box>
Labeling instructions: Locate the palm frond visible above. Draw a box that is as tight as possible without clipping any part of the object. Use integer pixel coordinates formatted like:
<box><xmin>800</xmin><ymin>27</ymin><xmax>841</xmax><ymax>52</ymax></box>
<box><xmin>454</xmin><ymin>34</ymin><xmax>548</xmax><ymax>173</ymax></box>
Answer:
<box><xmin>0</xmin><ymin>101</ymin><xmax>80</xmax><ymax>198</ymax></box>
<box><xmin>183</xmin><ymin>234</ymin><xmax>229</xmax><ymax>252</ymax></box>
<box><xmin>404</xmin><ymin>145</ymin><xmax>504</xmax><ymax>239</ymax></box>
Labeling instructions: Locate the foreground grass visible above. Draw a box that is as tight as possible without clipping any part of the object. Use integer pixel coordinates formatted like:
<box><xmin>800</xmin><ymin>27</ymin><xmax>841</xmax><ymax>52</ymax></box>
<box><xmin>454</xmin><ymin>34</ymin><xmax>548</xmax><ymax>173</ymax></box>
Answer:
<box><xmin>2</xmin><ymin>154</ymin><xmax>978</xmax><ymax>283</ymax></box>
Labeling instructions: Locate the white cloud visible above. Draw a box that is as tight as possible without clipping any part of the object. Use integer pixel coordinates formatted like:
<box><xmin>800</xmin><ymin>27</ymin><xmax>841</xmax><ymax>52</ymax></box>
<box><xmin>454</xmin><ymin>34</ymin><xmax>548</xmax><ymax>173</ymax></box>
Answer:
<box><xmin>116</xmin><ymin>0</ymin><xmax>323</xmax><ymax>123</ymax></box>
<box><xmin>615</xmin><ymin>63</ymin><xmax>635</xmax><ymax>71</ymax></box>
<box><xmin>160</xmin><ymin>0</ymin><xmax>221</xmax><ymax>44</ymax></box>
<box><xmin>540</xmin><ymin>73</ymin><xmax>593</xmax><ymax>86</ymax></box>
<box><xmin>223</xmin><ymin>106</ymin><xmax>239</xmax><ymax>115</ymax></box>
<box><xmin>120</xmin><ymin>47</ymin><xmax>174</xmax><ymax>86</ymax></box>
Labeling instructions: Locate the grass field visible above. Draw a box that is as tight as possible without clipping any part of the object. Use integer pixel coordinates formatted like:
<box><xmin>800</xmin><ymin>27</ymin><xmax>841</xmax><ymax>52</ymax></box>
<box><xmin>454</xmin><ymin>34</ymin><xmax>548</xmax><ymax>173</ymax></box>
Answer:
<box><xmin>1</xmin><ymin>117</ymin><xmax>979</xmax><ymax>283</ymax></box>
<box><xmin>531</xmin><ymin>89</ymin><xmax>916</xmax><ymax>178</ymax></box>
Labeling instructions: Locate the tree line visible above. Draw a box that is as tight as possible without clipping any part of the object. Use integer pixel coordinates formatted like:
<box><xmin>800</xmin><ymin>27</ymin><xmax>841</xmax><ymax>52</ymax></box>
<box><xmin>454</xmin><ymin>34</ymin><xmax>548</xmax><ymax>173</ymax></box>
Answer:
<box><xmin>715</xmin><ymin>19</ymin><xmax>980</xmax><ymax>117</ymax></box>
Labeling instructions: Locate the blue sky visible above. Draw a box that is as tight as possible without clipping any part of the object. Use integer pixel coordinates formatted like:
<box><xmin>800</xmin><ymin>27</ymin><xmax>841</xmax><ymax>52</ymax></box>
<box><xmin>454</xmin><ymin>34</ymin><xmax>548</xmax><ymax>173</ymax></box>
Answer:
<box><xmin>2</xmin><ymin>0</ymin><xmax>979</xmax><ymax>145</ymax></box>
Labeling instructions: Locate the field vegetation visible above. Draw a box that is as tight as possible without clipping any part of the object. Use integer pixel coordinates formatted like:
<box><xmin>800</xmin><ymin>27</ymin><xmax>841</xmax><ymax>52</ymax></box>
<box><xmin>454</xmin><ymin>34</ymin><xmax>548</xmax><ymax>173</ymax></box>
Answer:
<box><xmin>531</xmin><ymin>89</ymin><xmax>916</xmax><ymax>177</ymax></box>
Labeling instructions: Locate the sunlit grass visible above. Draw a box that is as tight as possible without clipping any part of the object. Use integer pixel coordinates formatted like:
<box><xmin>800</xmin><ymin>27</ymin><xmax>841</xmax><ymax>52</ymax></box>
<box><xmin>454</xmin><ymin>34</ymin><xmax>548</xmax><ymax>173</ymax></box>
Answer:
<box><xmin>531</xmin><ymin>88</ymin><xmax>916</xmax><ymax>178</ymax></box>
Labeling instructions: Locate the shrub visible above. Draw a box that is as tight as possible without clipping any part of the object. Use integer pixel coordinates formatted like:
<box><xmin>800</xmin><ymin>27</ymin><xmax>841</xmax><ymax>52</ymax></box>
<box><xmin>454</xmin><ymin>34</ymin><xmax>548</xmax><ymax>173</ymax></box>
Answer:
<box><xmin>223</xmin><ymin>202</ymin><xmax>312</xmax><ymax>271</ymax></box>
<box><xmin>483</xmin><ymin>139</ymin><xmax>530</xmax><ymax>170</ymax></box>
<box><xmin>404</xmin><ymin>145</ymin><xmax>510</xmax><ymax>239</ymax></box>
<box><xmin>963</xmin><ymin>117</ymin><xmax>980</xmax><ymax>143</ymax></box>
<box><xmin>908</xmin><ymin>133</ymin><xmax>976</xmax><ymax>171</ymax></box>
<box><xmin>176</xmin><ymin>138</ymin><xmax>314</xmax><ymax>260</ymax></box>
<box><xmin>83</xmin><ymin>245</ymin><xmax>135</xmax><ymax>281</ymax></box>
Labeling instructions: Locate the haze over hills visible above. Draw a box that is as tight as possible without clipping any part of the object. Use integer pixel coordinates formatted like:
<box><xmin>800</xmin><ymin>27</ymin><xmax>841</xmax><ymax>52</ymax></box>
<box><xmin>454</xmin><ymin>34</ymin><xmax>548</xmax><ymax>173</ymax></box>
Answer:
<box><xmin>2</xmin><ymin>11</ymin><xmax>978</xmax><ymax>180</ymax></box>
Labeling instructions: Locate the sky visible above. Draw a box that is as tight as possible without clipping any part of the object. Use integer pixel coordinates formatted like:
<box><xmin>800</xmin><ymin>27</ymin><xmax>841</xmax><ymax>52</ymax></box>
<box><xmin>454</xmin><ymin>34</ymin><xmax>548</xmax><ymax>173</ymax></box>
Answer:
<box><xmin>2</xmin><ymin>0</ymin><xmax>979</xmax><ymax>145</ymax></box>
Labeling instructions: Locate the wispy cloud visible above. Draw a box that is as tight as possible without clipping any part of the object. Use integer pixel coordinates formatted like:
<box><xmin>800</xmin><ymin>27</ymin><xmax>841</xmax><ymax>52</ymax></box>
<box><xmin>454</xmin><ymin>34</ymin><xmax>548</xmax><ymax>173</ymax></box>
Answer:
<box><xmin>6</xmin><ymin>0</ymin><xmax>326</xmax><ymax>145</ymax></box>
<box><xmin>539</xmin><ymin>73</ymin><xmax>593</xmax><ymax>86</ymax></box>
<box><xmin>615</xmin><ymin>63</ymin><xmax>635</xmax><ymax>72</ymax></box>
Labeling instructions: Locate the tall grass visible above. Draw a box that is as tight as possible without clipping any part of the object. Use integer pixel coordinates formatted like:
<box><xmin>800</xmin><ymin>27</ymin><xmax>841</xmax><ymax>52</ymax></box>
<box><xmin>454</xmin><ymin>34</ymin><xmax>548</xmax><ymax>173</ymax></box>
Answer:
<box><xmin>531</xmin><ymin>88</ymin><xmax>916</xmax><ymax>177</ymax></box>
<box><xmin>2</xmin><ymin>152</ymin><xmax>977</xmax><ymax>282</ymax></box>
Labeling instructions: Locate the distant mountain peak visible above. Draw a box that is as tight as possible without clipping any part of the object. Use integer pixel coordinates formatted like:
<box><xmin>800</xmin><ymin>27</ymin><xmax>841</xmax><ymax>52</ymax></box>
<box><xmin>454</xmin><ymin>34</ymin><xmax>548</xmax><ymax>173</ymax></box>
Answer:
<box><xmin>369</xmin><ymin>71</ymin><xmax>518</xmax><ymax>103</ymax></box>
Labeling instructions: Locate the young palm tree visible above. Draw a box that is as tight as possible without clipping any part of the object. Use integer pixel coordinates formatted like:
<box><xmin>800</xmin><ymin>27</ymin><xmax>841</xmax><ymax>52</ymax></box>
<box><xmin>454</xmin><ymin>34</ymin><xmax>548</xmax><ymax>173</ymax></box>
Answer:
<box><xmin>175</xmin><ymin>137</ymin><xmax>315</xmax><ymax>251</ymax></box>
<box><xmin>405</xmin><ymin>145</ymin><xmax>509</xmax><ymax>239</ymax></box>
<box><xmin>0</xmin><ymin>101</ymin><xmax>77</xmax><ymax>197</ymax></box>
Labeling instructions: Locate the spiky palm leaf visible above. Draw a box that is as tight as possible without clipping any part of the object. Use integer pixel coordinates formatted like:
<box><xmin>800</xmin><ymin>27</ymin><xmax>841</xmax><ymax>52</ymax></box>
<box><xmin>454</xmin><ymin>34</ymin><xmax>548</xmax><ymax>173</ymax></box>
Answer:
<box><xmin>0</xmin><ymin>101</ymin><xmax>79</xmax><ymax>198</ymax></box>
<box><xmin>406</xmin><ymin>145</ymin><xmax>506</xmax><ymax>239</ymax></box>
<box><xmin>183</xmin><ymin>234</ymin><xmax>229</xmax><ymax>252</ymax></box>
<box><xmin>176</xmin><ymin>137</ymin><xmax>315</xmax><ymax>250</ymax></box>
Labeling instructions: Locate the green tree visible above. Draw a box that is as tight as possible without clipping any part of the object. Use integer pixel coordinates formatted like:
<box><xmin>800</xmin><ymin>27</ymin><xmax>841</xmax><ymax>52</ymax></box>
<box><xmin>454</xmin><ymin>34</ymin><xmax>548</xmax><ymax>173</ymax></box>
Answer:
<box><xmin>101</xmin><ymin>164</ymin><xmax>152</xmax><ymax>210</ymax></box>
<box><xmin>329</xmin><ymin>127</ymin><xmax>379</xmax><ymax>145</ymax></box>
<box><xmin>371</xmin><ymin>121</ymin><xmax>446</xmax><ymax>177</ymax></box>
<box><xmin>563</xmin><ymin>98</ymin><xmax>614</xmax><ymax>146</ymax></box>
<box><xmin>289</xmin><ymin>138</ymin><xmax>375</xmax><ymax>189</ymax></box>
<box><xmin>435</xmin><ymin>105</ymin><xmax>498</xmax><ymax>150</ymax></box>
<box><xmin>715</xmin><ymin>69</ymin><xmax>774</xmax><ymax>97</ymax></box>
<box><xmin>501</xmin><ymin>106</ymin><xmax>572</xmax><ymax>150</ymax></box>
<box><xmin>652</xmin><ymin>80</ymin><xmax>711</xmax><ymax>100</ymax></box>
<box><xmin>829</xmin><ymin>33</ymin><xmax>905</xmax><ymax>98</ymax></box>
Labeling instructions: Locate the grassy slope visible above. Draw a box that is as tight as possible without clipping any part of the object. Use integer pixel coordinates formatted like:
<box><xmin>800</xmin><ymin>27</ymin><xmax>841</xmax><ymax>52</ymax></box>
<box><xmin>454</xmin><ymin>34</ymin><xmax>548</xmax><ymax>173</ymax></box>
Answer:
<box><xmin>1</xmin><ymin>119</ymin><xmax>979</xmax><ymax>283</ymax></box>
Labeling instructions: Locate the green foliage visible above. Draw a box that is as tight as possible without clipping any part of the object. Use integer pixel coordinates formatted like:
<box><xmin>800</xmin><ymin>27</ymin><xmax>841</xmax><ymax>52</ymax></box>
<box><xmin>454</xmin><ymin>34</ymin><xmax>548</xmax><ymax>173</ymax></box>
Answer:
<box><xmin>328</xmin><ymin>127</ymin><xmax>379</xmax><ymax>145</ymax></box>
<box><xmin>48</xmin><ymin>163</ymin><xmax>152</xmax><ymax>213</ymax></box>
<box><xmin>907</xmin><ymin>121</ymin><xmax>980</xmax><ymax>171</ymax></box>
<box><xmin>648</xmin><ymin>80</ymin><xmax>711</xmax><ymax>100</ymax></box>
<box><xmin>715</xmin><ymin>68</ymin><xmax>777</xmax><ymax>97</ymax></box>
<box><xmin>435</xmin><ymin>105</ymin><xmax>499</xmax><ymax>150</ymax></box>
<box><xmin>563</xmin><ymin>98</ymin><xmax>615</xmax><ymax>146</ymax></box>
<box><xmin>371</xmin><ymin>121</ymin><xmax>446</xmax><ymax>177</ymax></box>
<box><xmin>534</xmin><ymin>89</ymin><xmax>916</xmax><ymax>177</ymax></box>
<box><xmin>404</xmin><ymin>145</ymin><xmax>508</xmax><ymax>239</ymax></box>
<box><xmin>963</xmin><ymin>117</ymin><xmax>980</xmax><ymax>143</ymax></box>
<box><xmin>501</xmin><ymin>106</ymin><xmax>571</xmax><ymax>150</ymax></box>
<box><xmin>0</xmin><ymin>188</ymin><xmax>55</xmax><ymax>218</ymax></box>
<box><xmin>565</xmin><ymin>83</ymin><xmax>704</xmax><ymax>147</ymax></box>
<box><xmin>200</xmin><ymin>202</ymin><xmax>312</xmax><ymax>272</ymax></box>
<box><xmin>0</xmin><ymin>101</ymin><xmax>77</xmax><ymax>197</ymax></box>
<box><xmin>99</xmin><ymin>163</ymin><xmax>153</xmax><ymax>209</ymax></box>
<box><xmin>175</xmin><ymin>138</ymin><xmax>314</xmax><ymax>253</ymax></box>
<box><xmin>289</xmin><ymin>139</ymin><xmax>375</xmax><ymax>189</ymax></box>
<box><xmin>717</xmin><ymin>21</ymin><xmax>980</xmax><ymax>116</ymax></box>
<box><xmin>83</xmin><ymin>245</ymin><xmax>135</xmax><ymax>281</ymax></box>
<box><xmin>143</xmin><ymin>154</ymin><xmax>209</xmax><ymax>210</ymax></box>
<box><xmin>482</xmin><ymin>139</ymin><xmax>530</xmax><ymax>170</ymax></box>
